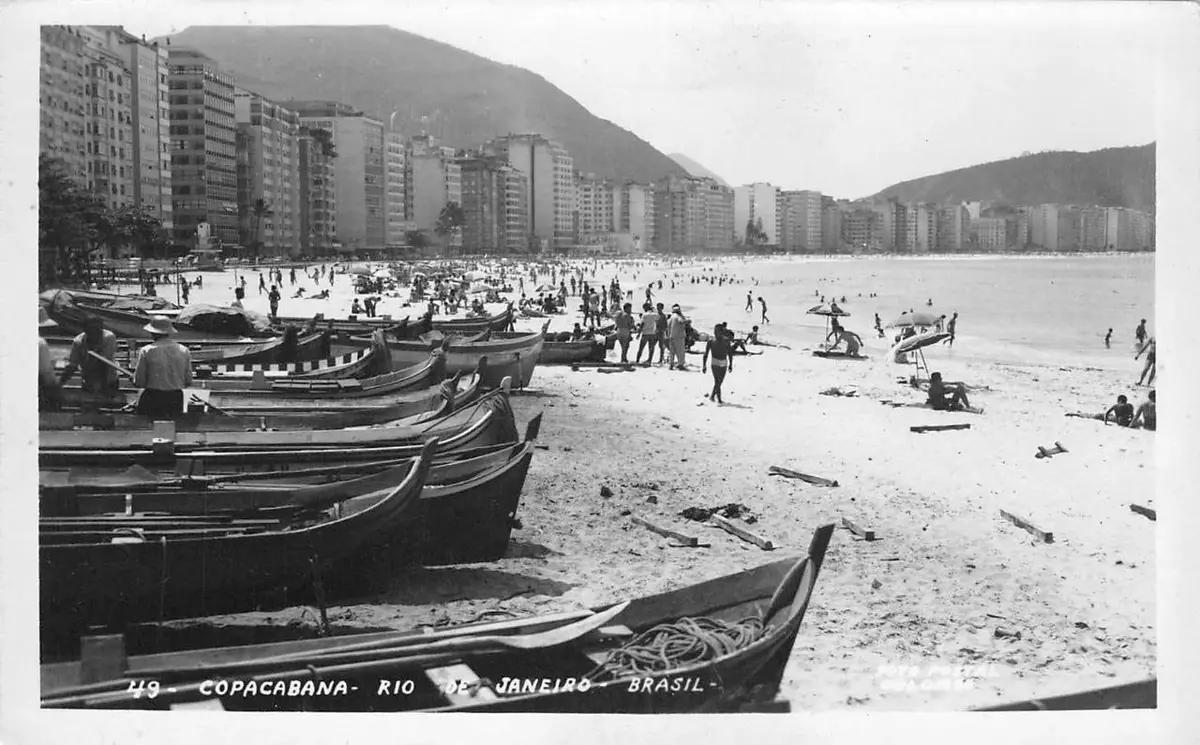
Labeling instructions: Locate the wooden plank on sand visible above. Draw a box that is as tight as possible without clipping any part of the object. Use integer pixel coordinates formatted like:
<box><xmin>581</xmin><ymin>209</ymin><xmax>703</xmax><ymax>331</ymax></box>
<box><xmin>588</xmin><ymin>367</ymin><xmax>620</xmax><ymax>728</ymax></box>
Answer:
<box><xmin>768</xmin><ymin>465</ymin><xmax>838</xmax><ymax>487</ymax></box>
<box><xmin>1129</xmin><ymin>504</ymin><xmax>1157</xmax><ymax>521</ymax></box>
<box><xmin>840</xmin><ymin>517</ymin><xmax>876</xmax><ymax>541</ymax></box>
<box><xmin>631</xmin><ymin>516</ymin><xmax>698</xmax><ymax>547</ymax></box>
<box><xmin>911</xmin><ymin>423</ymin><xmax>971</xmax><ymax>433</ymax></box>
<box><xmin>999</xmin><ymin>509</ymin><xmax>1054</xmax><ymax>543</ymax></box>
<box><xmin>709</xmin><ymin>514</ymin><xmax>775</xmax><ymax>550</ymax></box>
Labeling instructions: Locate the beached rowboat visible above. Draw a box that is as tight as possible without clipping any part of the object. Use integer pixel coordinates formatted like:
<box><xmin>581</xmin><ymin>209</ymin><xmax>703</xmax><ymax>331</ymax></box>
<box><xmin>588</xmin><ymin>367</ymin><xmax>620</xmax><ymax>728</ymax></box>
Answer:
<box><xmin>40</xmin><ymin>523</ymin><xmax>834</xmax><ymax>712</ymax></box>
<box><xmin>372</xmin><ymin>326</ymin><xmax>547</xmax><ymax>388</ymax></box>
<box><xmin>38</xmin><ymin>442</ymin><xmax>435</xmax><ymax>629</ymax></box>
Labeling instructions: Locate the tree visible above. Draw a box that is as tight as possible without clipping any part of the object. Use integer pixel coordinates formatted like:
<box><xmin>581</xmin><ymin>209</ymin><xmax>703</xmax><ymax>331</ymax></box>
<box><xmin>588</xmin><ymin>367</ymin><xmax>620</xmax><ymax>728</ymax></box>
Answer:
<box><xmin>39</xmin><ymin>155</ymin><xmax>119</xmax><ymax>285</ymax></box>
<box><xmin>113</xmin><ymin>205</ymin><xmax>172</xmax><ymax>259</ymax></box>
<box><xmin>435</xmin><ymin>202</ymin><xmax>466</xmax><ymax>240</ymax></box>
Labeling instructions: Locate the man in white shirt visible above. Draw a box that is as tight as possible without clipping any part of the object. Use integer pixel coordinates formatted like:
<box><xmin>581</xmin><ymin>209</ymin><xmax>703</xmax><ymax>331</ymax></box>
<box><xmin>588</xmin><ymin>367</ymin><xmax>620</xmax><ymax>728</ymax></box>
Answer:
<box><xmin>134</xmin><ymin>316</ymin><xmax>193</xmax><ymax>418</ymax></box>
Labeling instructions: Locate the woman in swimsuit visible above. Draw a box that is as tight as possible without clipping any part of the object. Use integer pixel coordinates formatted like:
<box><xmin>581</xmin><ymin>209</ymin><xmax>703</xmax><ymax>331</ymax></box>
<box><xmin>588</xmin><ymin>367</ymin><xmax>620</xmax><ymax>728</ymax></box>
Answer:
<box><xmin>702</xmin><ymin>323</ymin><xmax>733</xmax><ymax>404</ymax></box>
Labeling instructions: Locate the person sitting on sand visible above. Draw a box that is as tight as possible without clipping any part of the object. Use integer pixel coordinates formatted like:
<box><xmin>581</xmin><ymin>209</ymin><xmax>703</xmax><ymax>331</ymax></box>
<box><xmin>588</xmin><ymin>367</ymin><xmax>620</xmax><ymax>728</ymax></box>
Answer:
<box><xmin>927</xmin><ymin>371</ymin><xmax>973</xmax><ymax>412</ymax></box>
<box><xmin>571</xmin><ymin>323</ymin><xmax>586</xmax><ymax>341</ymax></box>
<box><xmin>1103</xmin><ymin>394</ymin><xmax>1135</xmax><ymax>426</ymax></box>
<box><xmin>351</xmin><ymin>298</ymin><xmax>365</xmax><ymax>315</ymax></box>
<box><xmin>836</xmin><ymin>330</ymin><xmax>864</xmax><ymax>358</ymax></box>
<box><xmin>1132</xmin><ymin>390</ymin><xmax>1156</xmax><ymax>431</ymax></box>
<box><xmin>292</xmin><ymin>287</ymin><xmax>306</xmax><ymax>299</ymax></box>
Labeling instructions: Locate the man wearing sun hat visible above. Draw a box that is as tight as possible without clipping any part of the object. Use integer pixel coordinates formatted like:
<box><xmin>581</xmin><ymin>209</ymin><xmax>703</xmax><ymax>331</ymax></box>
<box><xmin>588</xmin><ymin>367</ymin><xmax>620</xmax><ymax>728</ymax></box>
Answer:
<box><xmin>133</xmin><ymin>315</ymin><xmax>193</xmax><ymax>418</ymax></box>
<box><xmin>38</xmin><ymin>307</ymin><xmax>62</xmax><ymax>410</ymax></box>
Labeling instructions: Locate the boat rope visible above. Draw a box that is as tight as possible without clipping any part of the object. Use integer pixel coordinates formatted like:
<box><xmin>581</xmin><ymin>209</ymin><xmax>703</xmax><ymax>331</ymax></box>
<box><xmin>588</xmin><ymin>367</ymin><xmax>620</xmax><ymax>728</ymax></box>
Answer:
<box><xmin>583</xmin><ymin>615</ymin><xmax>765</xmax><ymax>683</ymax></box>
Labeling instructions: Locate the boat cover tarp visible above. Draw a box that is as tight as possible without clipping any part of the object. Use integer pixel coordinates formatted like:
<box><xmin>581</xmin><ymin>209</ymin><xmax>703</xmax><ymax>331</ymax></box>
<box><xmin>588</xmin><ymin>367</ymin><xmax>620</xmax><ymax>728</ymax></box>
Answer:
<box><xmin>174</xmin><ymin>305</ymin><xmax>274</xmax><ymax>337</ymax></box>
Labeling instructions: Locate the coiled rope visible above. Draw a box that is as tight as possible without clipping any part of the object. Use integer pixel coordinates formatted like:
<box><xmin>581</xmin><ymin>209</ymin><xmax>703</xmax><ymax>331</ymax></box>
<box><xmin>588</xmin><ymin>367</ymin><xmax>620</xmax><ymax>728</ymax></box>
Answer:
<box><xmin>584</xmin><ymin>615</ymin><xmax>765</xmax><ymax>683</ymax></box>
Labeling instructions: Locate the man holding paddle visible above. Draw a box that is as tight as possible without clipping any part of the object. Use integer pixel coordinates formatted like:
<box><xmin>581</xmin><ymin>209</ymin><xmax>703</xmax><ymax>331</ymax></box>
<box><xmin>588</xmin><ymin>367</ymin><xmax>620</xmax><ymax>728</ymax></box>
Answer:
<box><xmin>58</xmin><ymin>315</ymin><xmax>119</xmax><ymax>399</ymax></box>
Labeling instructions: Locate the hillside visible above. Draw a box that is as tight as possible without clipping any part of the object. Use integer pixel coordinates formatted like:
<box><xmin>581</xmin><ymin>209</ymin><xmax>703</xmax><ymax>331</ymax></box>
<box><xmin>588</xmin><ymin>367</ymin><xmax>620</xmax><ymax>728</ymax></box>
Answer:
<box><xmin>668</xmin><ymin>153</ymin><xmax>728</xmax><ymax>185</ymax></box>
<box><xmin>157</xmin><ymin>26</ymin><xmax>686</xmax><ymax>183</ymax></box>
<box><xmin>870</xmin><ymin>144</ymin><xmax>1155</xmax><ymax>212</ymax></box>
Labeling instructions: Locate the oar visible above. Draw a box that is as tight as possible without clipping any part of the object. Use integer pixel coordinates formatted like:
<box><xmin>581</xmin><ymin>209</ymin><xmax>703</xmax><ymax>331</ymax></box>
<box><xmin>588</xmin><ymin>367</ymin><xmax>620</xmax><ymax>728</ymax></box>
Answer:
<box><xmin>134</xmin><ymin>600</ymin><xmax>631</xmax><ymax>680</ymax></box>
<box><xmin>87</xmin><ymin>351</ymin><xmax>135</xmax><ymax>380</ymax></box>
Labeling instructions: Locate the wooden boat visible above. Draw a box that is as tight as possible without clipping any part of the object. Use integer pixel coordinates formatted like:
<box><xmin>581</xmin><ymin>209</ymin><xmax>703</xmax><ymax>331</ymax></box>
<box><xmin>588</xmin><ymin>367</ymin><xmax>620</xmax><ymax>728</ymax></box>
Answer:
<box><xmin>39</xmin><ymin>414</ymin><xmax>544</xmax><ymax>503</ymax></box>
<box><xmin>45</xmin><ymin>440</ymin><xmax>536</xmax><ymax>568</ymax></box>
<box><xmin>194</xmin><ymin>344</ymin><xmax>382</xmax><ymax>381</ymax></box>
<box><xmin>495</xmin><ymin>331</ymin><xmax>605</xmax><ymax>365</ymax></box>
<box><xmin>42</xmin><ymin>290</ymin><xmax>256</xmax><ymax>341</ymax></box>
<box><xmin>372</xmin><ymin>326</ymin><xmax>547</xmax><ymax>389</ymax></box>
<box><xmin>971</xmin><ymin>678</ymin><xmax>1156</xmax><ymax>711</ymax></box>
<box><xmin>430</xmin><ymin>303</ymin><xmax>513</xmax><ymax>334</ymax></box>
<box><xmin>38</xmin><ymin>442</ymin><xmax>435</xmax><ymax>628</ymax></box>
<box><xmin>39</xmin><ymin>382</ymin><xmax>520</xmax><ymax>472</ymax></box>
<box><xmin>276</xmin><ymin>314</ymin><xmax>434</xmax><ymax>340</ymax></box>
<box><xmin>39</xmin><ymin>375</ymin><xmax>478</xmax><ymax>431</ymax></box>
<box><xmin>187</xmin><ymin>332</ymin><xmax>330</xmax><ymax>365</ymax></box>
<box><xmin>40</xmin><ymin>523</ymin><xmax>835</xmax><ymax>712</ymax></box>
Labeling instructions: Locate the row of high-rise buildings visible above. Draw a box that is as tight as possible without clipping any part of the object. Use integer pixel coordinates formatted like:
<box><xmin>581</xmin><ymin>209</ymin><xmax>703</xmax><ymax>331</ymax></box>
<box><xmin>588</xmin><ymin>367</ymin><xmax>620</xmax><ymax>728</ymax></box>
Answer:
<box><xmin>40</xmin><ymin>26</ymin><xmax>1154</xmax><ymax>258</ymax></box>
<box><xmin>732</xmin><ymin>182</ymin><xmax>1154</xmax><ymax>254</ymax></box>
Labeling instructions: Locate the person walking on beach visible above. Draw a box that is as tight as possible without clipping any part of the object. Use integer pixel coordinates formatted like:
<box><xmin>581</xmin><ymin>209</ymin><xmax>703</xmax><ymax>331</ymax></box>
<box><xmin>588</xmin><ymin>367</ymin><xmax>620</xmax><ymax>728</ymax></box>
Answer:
<box><xmin>268</xmin><ymin>285</ymin><xmax>281</xmax><ymax>319</ymax></box>
<box><xmin>1135</xmin><ymin>337</ymin><xmax>1156</xmax><ymax>386</ymax></box>
<box><xmin>180</xmin><ymin>279</ymin><xmax>190</xmax><ymax>305</ymax></box>
<box><xmin>745</xmin><ymin>291</ymin><xmax>753</xmax><ymax>312</ymax></box>
<box><xmin>258</xmin><ymin>272</ymin><xmax>266</xmax><ymax>294</ymax></box>
<box><xmin>1134</xmin><ymin>319</ymin><xmax>1147</xmax><ymax>346</ymax></box>
<box><xmin>613</xmin><ymin>302</ymin><xmax>634</xmax><ymax>363</ymax></box>
<box><xmin>758</xmin><ymin>296</ymin><xmax>769</xmax><ymax>324</ymax></box>
<box><xmin>702</xmin><ymin>323</ymin><xmax>733</xmax><ymax>403</ymax></box>
<box><xmin>1105</xmin><ymin>328</ymin><xmax>1113</xmax><ymax>349</ymax></box>
<box><xmin>667</xmin><ymin>304</ymin><xmax>688</xmax><ymax>370</ymax></box>
<box><xmin>945</xmin><ymin>312</ymin><xmax>958</xmax><ymax>346</ymax></box>
<box><xmin>635</xmin><ymin>303</ymin><xmax>659</xmax><ymax>367</ymax></box>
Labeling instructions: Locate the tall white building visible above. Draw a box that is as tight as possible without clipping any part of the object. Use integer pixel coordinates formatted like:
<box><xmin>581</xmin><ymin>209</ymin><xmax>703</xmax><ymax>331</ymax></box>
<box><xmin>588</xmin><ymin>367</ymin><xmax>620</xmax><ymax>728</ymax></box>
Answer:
<box><xmin>733</xmin><ymin>183</ymin><xmax>779</xmax><ymax>244</ymax></box>
<box><xmin>384</xmin><ymin>131</ymin><xmax>409</xmax><ymax>247</ymax></box>
<box><xmin>485</xmin><ymin>133</ymin><xmax>574</xmax><ymax>251</ymax></box>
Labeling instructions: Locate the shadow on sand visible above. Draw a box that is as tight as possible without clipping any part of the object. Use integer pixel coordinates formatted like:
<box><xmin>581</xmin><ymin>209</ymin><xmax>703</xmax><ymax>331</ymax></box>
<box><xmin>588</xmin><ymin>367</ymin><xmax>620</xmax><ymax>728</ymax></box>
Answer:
<box><xmin>361</xmin><ymin>566</ymin><xmax>576</xmax><ymax>606</ymax></box>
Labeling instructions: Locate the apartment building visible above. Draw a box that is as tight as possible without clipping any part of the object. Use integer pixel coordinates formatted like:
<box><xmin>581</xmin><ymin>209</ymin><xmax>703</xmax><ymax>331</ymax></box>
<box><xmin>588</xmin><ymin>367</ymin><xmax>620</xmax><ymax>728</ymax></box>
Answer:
<box><xmin>40</xmin><ymin>26</ymin><xmax>89</xmax><ymax>185</ymax></box>
<box><xmin>384</xmin><ymin>131</ymin><xmax>410</xmax><ymax>248</ymax></box>
<box><xmin>408</xmin><ymin>138</ymin><xmax>463</xmax><ymax>250</ymax></box>
<box><xmin>821</xmin><ymin>196</ymin><xmax>842</xmax><ymax>252</ymax></box>
<box><xmin>297</xmin><ymin>127</ymin><xmax>338</xmax><ymax>256</ymax></box>
<box><xmin>1079</xmin><ymin>207</ymin><xmax>1108</xmax><ymax>251</ymax></box>
<box><xmin>234</xmin><ymin>89</ymin><xmax>300</xmax><ymax>257</ymax></box>
<box><xmin>614</xmin><ymin>182</ymin><xmax>655</xmax><ymax>251</ymax></box>
<box><xmin>574</xmin><ymin>171</ymin><xmax>615</xmax><ymax>242</ymax></box>
<box><xmin>484</xmin><ymin>134</ymin><xmax>574</xmax><ymax>251</ymax></box>
<box><xmin>288</xmin><ymin>101</ymin><xmax>385</xmax><ymax>252</ymax></box>
<box><xmin>971</xmin><ymin>217</ymin><xmax>1007</xmax><ymax>251</ymax></box>
<box><xmin>653</xmin><ymin>175</ymin><xmax>707</xmax><ymax>252</ymax></box>
<box><xmin>779</xmin><ymin>190</ymin><xmax>823</xmax><ymax>251</ymax></box>
<box><xmin>78</xmin><ymin>26</ymin><xmax>136</xmax><ymax>212</ymax></box>
<box><xmin>936</xmin><ymin>204</ymin><xmax>969</xmax><ymax>252</ymax></box>
<box><xmin>112</xmin><ymin>28</ymin><xmax>172</xmax><ymax>229</ymax></box>
<box><xmin>840</xmin><ymin>209</ymin><xmax>884</xmax><ymax>252</ymax></box>
<box><xmin>1105</xmin><ymin>208</ymin><xmax>1153</xmax><ymax>252</ymax></box>
<box><xmin>457</xmin><ymin>155</ymin><xmax>531</xmax><ymax>253</ymax></box>
<box><xmin>167</xmin><ymin>48</ymin><xmax>238</xmax><ymax>248</ymax></box>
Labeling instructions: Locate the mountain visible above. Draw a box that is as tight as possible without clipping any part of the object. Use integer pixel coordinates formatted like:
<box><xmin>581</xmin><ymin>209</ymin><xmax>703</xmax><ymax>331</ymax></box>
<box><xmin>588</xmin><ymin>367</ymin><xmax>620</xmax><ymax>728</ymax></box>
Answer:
<box><xmin>868</xmin><ymin>144</ymin><xmax>1155</xmax><ymax>212</ymax></box>
<box><xmin>155</xmin><ymin>26</ymin><xmax>686</xmax><ymax>183</ymax></box>
<box><xmin>668</xmin><ymin>153</ymin><xmax>728</xmax><ymax>185</ymax></box>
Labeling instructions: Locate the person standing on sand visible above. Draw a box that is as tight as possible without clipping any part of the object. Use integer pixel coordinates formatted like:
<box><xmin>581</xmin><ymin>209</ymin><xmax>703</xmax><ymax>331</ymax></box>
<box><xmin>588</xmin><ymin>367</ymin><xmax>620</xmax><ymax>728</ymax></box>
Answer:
<box><xmin>655</xmin><ymin>302</ymin><xmax>669</xmax><ymax>364</ymax></box>
<box><xmin>613</xmin><ymin>303</ymin><xmax>634</xmax><ymax>363</ymax></box>
<box><xmin>874</xmin><ymin>313</ymin><xmax>884</xmax><ymax>338</ymax></box>
<box><xmin>268</xmin><ymin>285</ymin><xmax>280</xmax><ymax>319</ymax></box>
<box><xmin>133</xmin><ymin>316</ymin><xmax>193</xmax><ymax>418</ymax></box>
<box><xmin>667</xmin><ymin>304</ymin><xmax>688</xmax><ymax>370</ymax></box>
<box><xmin>1135</xmin><ymin>337</ymin><xmax>1156</xmax><ymax>386</ymax></box>
<box><xmin>702</xmin><ymin>323</ymin><xmax>733</xmax><ymax>403</ymax></box>
<box><xmin>746</xmin><ymin>292</ymin><xmax>753</xmax><ymax>312</ymax></box>
<box><xmin>588</xmin><ymin>289</ymin><xmax>601</xmax><ymax>327</ymax></box>
<box><xmin>258</xmin><ymin>272</ymin><xmax>266</xmax><ymax>294</ymax></box>
<box><xmin>1132</xmin><ymin>390</ymin><xmax>1156</xmax><ymax>431</ymax></box>
<box><xmin>635</xmin><ymin>303</ymin><xmax>659</xmax><ymax>367</ymax></box>
<box><xmin>1105</xmin><ymin>328</ymin><xmax>1113</xmax><ymax>348</ymax></box>
<box><xmin>1135</xmin><ymin>319</ymin><xmax>1147</xmax><ymax>346</ymax></box>
<box><xmin>758</xmin><ymin>297</ymin><xmax>769</xmax><ymax>324</ymax></box>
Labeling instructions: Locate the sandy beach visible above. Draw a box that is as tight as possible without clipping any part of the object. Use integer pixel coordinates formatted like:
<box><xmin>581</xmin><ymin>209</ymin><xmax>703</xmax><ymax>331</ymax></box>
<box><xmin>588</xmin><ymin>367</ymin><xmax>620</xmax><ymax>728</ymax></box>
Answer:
<box><xmin>109</xmin><ymin>255</ymin><xmax>1155</xmax><ymax>711</ymax></box>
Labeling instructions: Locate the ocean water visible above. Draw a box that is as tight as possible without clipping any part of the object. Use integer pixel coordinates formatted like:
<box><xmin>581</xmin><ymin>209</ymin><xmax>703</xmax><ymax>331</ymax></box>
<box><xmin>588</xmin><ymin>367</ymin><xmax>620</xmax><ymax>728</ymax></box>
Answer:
<box><xmin>664</xmin><ymin>254</ymin><xmax>1155</xmax><ymax>371</ymax></box>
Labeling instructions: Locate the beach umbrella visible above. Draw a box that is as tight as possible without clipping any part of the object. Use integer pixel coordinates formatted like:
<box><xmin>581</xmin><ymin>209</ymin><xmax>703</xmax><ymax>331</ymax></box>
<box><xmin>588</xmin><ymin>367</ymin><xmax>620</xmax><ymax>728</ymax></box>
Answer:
<box><xmin>806</xmin><ymin>303</ymin><xmax>851</xmax><ymax>343</ymax></box>
<box><xmin>464</xmin><ymin>270</ymin><xmax>489</xmax><ymax>282</ymax></box>
<box><xmin>887</xmin><ymin>311</ymin><xmax>940</xmax><ymax>329</ymax></box>
<box><xmin>889</xmin><ymin>329</ymin><xmax>951</xmax><ymax>378</ymax></box>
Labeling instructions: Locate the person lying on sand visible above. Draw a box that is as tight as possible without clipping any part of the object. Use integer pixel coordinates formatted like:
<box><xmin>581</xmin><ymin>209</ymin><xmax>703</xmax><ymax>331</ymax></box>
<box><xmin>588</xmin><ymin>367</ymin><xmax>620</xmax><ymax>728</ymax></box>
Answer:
<box><xmin>927</xmin><ymin>371</ymin><xmax>974</xmax><ymax>412</ymax></box>
<box><xmin>292</xmin><ymin>287</ymin><xmax>306</xmax><ymax>299</ymax></box>
<box><xmin>1131</xmin><ymin>390</ymin><xmax>1156</xmax><ymax>431</ymax></box>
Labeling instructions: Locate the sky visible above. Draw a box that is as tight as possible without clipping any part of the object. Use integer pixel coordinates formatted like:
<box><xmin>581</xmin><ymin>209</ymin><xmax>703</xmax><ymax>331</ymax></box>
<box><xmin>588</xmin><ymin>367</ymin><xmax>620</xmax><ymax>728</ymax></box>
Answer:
<box><xmin>30</xmin><ymin>0</ymin><xmax>1163</xmax><ymax>198</ymax></box>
